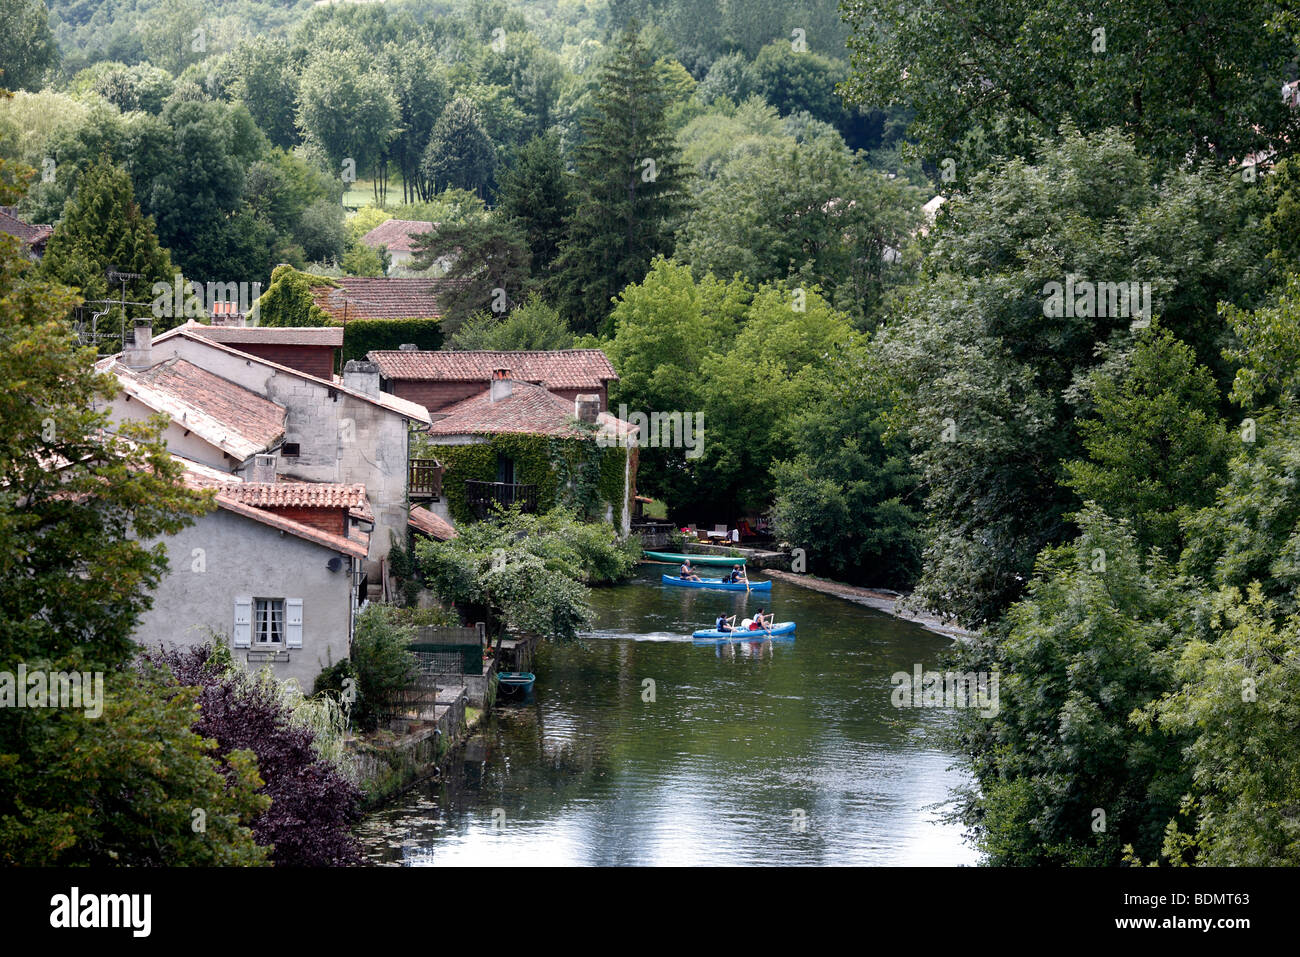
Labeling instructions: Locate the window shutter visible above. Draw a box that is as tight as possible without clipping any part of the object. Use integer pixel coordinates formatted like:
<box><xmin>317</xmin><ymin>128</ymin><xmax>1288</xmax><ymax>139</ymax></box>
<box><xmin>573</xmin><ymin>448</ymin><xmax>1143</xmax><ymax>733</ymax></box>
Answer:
<box><xmin>233</xmin><ymin>596</ymin><xmax>252</xmax><ymax>648</ymax></box>
<box><xmin>286</xmin><ymin>598</ymin><xmax>303</xmax><ymax>648</ymax></box>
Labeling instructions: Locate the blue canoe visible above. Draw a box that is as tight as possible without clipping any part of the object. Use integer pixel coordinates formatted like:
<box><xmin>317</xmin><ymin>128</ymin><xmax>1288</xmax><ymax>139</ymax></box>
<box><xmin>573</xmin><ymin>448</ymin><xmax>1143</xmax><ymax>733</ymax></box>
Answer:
<box><xmin>497</xmin><ymin>672</ymin><xmax>535</xmax><ymax>694</ymax></box>
<box><xmin>662</xmin><ymin>574</ymin><xmax>772</xmax><ymax>591</ymax></box>
<box><xmin>692</xmin><ymin>621</ymin><xmax>796</xmax><ymax>642</ymax></box>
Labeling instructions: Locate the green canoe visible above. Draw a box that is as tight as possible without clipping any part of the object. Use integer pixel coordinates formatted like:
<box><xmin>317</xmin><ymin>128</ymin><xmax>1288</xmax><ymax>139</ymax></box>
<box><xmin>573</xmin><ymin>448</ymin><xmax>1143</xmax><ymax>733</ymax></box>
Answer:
<box><xmin>643</xmin><ymin>550</ymin><xmax>748</xmax><ymax>567</ymax></box>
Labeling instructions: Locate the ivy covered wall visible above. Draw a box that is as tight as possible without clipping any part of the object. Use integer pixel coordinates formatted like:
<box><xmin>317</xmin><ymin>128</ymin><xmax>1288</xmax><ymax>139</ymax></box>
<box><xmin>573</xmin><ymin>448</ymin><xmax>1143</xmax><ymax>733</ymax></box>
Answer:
<box><xmin>415</xmin><ymin>433</ymin><xmax>630</xmax><ymax>528</ymax></box>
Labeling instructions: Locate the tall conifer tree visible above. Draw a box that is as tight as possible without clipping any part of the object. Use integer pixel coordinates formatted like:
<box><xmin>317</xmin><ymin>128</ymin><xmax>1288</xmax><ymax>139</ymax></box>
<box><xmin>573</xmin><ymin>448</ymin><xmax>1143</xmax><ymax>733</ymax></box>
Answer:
<box><xmin>554</xmin><ymin>23</ymin><xmax>689</xmax><ymax>335</ymax></box>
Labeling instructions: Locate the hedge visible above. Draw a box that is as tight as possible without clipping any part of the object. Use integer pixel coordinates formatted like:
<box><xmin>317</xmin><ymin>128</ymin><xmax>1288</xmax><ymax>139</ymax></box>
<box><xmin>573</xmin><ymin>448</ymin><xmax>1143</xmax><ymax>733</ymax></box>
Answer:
<box><xmin>342</xmin><ymin>317</ymin><xmax>443</xmax><ymax>365</ymax></box>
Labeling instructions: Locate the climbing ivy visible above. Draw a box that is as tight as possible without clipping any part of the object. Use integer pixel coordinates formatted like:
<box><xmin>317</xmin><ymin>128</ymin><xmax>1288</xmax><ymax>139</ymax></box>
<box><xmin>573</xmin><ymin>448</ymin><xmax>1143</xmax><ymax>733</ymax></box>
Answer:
<box><xmin>415</xmin><ymin>433</ymin><xmax>628</xmax><ymax>526</ymax></box>
<box><xmin>255</xmin><ymin>265</ymin><xmax>340</xmax><ymax>328</ymax></box>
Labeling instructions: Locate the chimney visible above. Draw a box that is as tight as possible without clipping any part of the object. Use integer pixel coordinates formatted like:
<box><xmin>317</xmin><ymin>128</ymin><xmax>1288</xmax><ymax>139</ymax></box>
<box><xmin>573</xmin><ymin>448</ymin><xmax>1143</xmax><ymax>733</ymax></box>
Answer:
<box><xmin>398</xmin><ymin>343</ymin><xmax>418</xmax><ymax>351</ymax></box>
<box><xmin>575</xmin><ymin>394</ymin><xmax>600</xmax><ymax>424</ymax></box>
<box><xmin>490</xmin><ymin>368</ymin><xmax>512</xmax><ymax>403</ymax></box>
<box><xmin>343</xmin><ymin>359</ymin><xmax>381</xmax><ymax>396</ymax></box>
<box><xmin>250</xmin><ymin>454</ymin><xmax>276</xmax><ymax>484</ymax></box>
<box><xmin>122</xmin><ymin>318</ymin><xmax>153</xmax><ymax>369</ymax></box>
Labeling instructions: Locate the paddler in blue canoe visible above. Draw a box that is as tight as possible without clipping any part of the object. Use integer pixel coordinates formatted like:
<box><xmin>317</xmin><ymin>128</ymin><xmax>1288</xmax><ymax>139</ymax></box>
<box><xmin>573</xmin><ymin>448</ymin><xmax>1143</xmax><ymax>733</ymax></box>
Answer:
<box><xmin>714</xmin><ymin>613</ymin><xmax>736</xmax><ymax>633</ymax></box>
<box><xmin>725</xmin><ymin>565</ymin><xmax>748</xmax><ymax>584</ymax></box>
<box><xmin>679</xmin><ymin>559</ymin><xmax>702</xmax><ymax>581</ymax></box>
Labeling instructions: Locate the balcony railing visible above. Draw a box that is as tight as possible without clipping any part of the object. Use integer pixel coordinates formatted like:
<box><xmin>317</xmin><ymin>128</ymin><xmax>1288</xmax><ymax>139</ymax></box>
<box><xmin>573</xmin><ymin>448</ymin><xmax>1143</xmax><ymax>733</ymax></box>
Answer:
<box><xmin>465</xmin><ymin>480</ymin><xmax>538</xmax><ymax>515</ymax></box>
<box><xmin>409</xmin><ymin>458</ymin><xmax>444</xmax><ymax>499</ymax></box>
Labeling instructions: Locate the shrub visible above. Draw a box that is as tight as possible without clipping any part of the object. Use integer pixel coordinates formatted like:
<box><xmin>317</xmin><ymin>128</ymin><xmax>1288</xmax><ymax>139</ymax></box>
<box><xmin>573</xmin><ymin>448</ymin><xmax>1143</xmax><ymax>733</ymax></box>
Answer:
<box><xmin>141</xmin><ymin>643</ymin><xmax>364</xmax><ymax>866</ymax></box>
<box><xmin>342</xmin><ymin>316</ymin><xmax>442</xmax><ymax>364</ymax></box>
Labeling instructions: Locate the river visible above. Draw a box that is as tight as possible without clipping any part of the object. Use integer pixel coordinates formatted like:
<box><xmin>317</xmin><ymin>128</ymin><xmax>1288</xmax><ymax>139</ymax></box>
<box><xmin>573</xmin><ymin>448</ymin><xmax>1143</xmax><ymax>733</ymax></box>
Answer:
<box><xmin>355</xmin><ymin>564</ymin><xmax>981</xmax><ymax>865</ymax></box>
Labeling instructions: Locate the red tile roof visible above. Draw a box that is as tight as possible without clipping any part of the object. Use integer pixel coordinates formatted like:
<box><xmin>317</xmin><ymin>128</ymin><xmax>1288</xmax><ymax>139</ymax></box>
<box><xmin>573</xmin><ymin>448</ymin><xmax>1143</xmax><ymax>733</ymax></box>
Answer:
<box><xmin>360</xmin><ymin>219</ymin><xmax>435</xmax><ymax>254</ymax></box>
<box><xmin>369</xmin><ymin>349</ymin><xmax>618</xmax><ymax>389</ymax></box>
<box><xmin>147</xmin><ymin>324</ymin><xmax>433</xmax><ymax>424</ymax></box>
<box><xmin>217</xmin><ymin>482</ymin><xmax>368</xmax><ymax>510</ymax></box>
<box><xmin>172</xmin><ymin>458</ymin><xmax>369</xmax><ymax>559</ymax></box>
<box><xmin>409</xmin><ymin>506</ymin><xmax>457</xmax><ymax>541</ymax></box>
<box><xmin>213</xmin><ymin>494</ymin><xmax>370</xmax><ymax>559</ymax></box>
<box><xmin>426</xmin><ymin>380</ymin><xmax>636</xmax><ymax>439</ymax></box>
<box><xmin>188</xmin><ymin>323</ymin><xmax>344</xmax><ymax>347</ymax></box>
<box><xmin>310</xmin><ymin>277</ymin><xmax>448</xmax><ymax>322</ymax></box>
<box><xmin>115</xmin><ymin>357</ymin><xmax>287</xmax><ymax>459</ymax></box>
<box><xmin>0</xmin><ymin>207</ymin><xmax>53</xmax><ymax>248</ymax></box>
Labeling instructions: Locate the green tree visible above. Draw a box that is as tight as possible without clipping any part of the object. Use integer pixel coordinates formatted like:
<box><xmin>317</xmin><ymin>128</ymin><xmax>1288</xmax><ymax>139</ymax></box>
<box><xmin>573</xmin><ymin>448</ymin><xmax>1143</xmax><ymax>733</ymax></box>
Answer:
<box><xmin>946</xmin><ymin>506</ymin><xmax>1191</xmax><ymax>866</ymax></box>
<box><xmin>382</xmin><ymin>43</ymin><xmax>449</xmax><ymax>203</ymax></box>
<box><xmin>1141</xmin><ymin>584</ymin><xmax>1300</xmax><ymax>866</ymax></box>
<box><xmin>232</xmin><ymin>36</ymin><xmax>301</xmax><ymax>149</ymax></box>
<box><xmin>1063</xmin><ymin>327</ymin><xmax>1231</xmax><ymax>558</ymax></box>
<box><xmin>607</xmin><ymin>258</ymin><xmax>748</xmax><ymax>512</ymax></box>
<box><xmin>877</xmin><ymin>128</ymin><xmax>1269</xmax><ymax>627</ymax></box>
<box><xmin>699</xmin><ymin>282</ymin><xmax>855</xmax><ymax>513</ymax></box>
<box><xmin>39</xmin><ymin>157</ymin><xmax>176</xmax><ymax>333</ymax></box>
<box><xmin>0</xmin><ymin>159</ymin><xmax>264</xmax><ymax>865</ymax></box>
<box><xmin>73</xmin><ymin>61</ymin><xmax>175</xmax><ymax>115</ymax></box>
<box><xmin>678</xmin><ymin>133</ymin><xmax>922</xmax><ymax>325</ymax></box>
<box><xmin>0</xmin><ymin>668</ymin><xmax>271</xmax><ymax>866</ymax></box>
<box><xmin>407</xmin><ymin>213</ymin><xmax>531</xmax><ymax>333</ymax></box>
<box><xmin>1179</xmin><ymin>276</ymin><xmax>1300</xmax><ymax>615</ymax></box>
<box><xmin>450</xmin><ymin>294</ymin><xmax>573</xmax><ymax>351</ymax></box>
<box><xmin>420</xmin><ymin>96</ymin><xmax>497</xmax><ymax>201</ymax></box>
<box><xmin>840</xmin><ymin>0</ymin><xmax>1300</xmax><ymax>172</ymax></box>
<box><xmin>553</xmin><ymin>23</ymin><xmax>689</xmax><ymax>335</ymax></box>
<box><xmin>0</xmin><ymin>0</ymin><xmax>58</xmax><ymax>92</ymax></box>
<box><xmin>416</xmin><ymin>507</ymin><xmax>637</xmax><ymax>643</ymax></box>
<box><xmin>296</xmin><ymin>49</ymin><xmax>398</xmax><ymax>200</ymax></box>
<box><xmin>770</xmin><ymin>339</ymin><xmax>922</xmax><ymax>589</ymax></box>
<box><xmin>748</xmin><ymin>41</ymin><xmax>860</xmax><ymax>144</ymax></box>
<box><xmin>497</xmin><ymin>131</ymin><xmax>574</xmax><ymax>286</ymax></box>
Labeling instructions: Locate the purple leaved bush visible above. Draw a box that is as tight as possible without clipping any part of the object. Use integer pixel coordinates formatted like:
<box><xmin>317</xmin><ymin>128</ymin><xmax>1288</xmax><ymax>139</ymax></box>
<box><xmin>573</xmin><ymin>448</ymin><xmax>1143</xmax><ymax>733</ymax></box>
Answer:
<box><xmin>140</xmin><ymin>644</ymin><xmax>363</xmax><ymax>866</ymax></box>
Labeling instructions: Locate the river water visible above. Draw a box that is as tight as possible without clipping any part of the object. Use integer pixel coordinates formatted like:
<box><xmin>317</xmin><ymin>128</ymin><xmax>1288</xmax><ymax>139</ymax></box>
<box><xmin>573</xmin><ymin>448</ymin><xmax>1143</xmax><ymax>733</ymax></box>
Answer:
<box><xmin>356</xmin><ymin>565</ymin><xmax>980</xmax><ymax>866</ymax></box>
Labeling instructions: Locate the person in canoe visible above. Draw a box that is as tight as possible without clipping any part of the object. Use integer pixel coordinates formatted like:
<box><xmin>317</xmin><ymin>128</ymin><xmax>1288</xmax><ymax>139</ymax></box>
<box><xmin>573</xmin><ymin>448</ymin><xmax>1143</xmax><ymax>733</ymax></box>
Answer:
<box><xmin>728</xmin><ymin>566</ymin><xmax>749</xmax><ymax>585</ymax></box>
<box><xmin>714</xmin><ymin>613</ymin><xmax>736</xmax><ymax>633</ymax></box>
<box><xmin>749</xmin><ymin>608</ymin><xmax>772</xmax><ymax>631</ymax></box>
<box><xmin>679</xmin><ymin>559</ymin><xmax>702</xmax><ymax>581</ymax></box>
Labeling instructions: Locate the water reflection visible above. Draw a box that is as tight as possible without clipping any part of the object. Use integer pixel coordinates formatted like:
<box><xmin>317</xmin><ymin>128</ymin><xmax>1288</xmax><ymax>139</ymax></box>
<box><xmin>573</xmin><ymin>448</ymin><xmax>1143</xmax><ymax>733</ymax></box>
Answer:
<box><xmin>356</xmin><ymin>566</ymin><xmax>981</xmax><ymax>866</ymax></box>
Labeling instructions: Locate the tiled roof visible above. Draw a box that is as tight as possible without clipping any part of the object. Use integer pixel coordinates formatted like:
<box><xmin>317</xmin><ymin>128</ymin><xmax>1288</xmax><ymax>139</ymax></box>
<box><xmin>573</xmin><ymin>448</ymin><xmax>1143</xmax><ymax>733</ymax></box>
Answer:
<box><xmin>172</xmin><ymin>457</ymin><xmax>369</xmax><ymax>559</ymax></box>
<box><xmin>114</xmin><ymin>357</ymin><xmax>287</xmax><ymax>460</ymax></box>
<box><xmin>310</xmin><ymin>277</ymin><xmax>446</xmax><ymax>321</ymax></box>
<box><xmin>369</xmin><ymin>349</ymin><xmax>618</xmax><ymax>389</ymax></box>
<box><xmin>409</xmin><ymin>506</ymin><xmax>457</xmax><ymax>541</ymax></box>
<box><xmin>0</xmin><ymin>207</ymin><xmax>53</xmax><ymax>247</ymax></box>
<box><xmin>147</xmin><ymin>325</ymin><xmax>433</xmax><ymax>424</ymax></box>
<box><xmin>213</xmin><ymin>494</ymin><xmax>369</xmax><ymax>559</ymax></box>
<box><xmin>426</xmin><ymin>380</ymin><xmax>636</xmax><ymax>440</ymax></box>
<box><xmin>360</xmin><ymin>219</ymin><xmax>435</xmax><ymax>254</ymax></box>
<box><xmin>188</xmin><ymin>322</ymin><xmax>343</xmax><ymax>347</ymax></box>
<box><xmin>217</xmin><ymin>482</ymin><xmax>368</xmax><ymax>510</ymax></box>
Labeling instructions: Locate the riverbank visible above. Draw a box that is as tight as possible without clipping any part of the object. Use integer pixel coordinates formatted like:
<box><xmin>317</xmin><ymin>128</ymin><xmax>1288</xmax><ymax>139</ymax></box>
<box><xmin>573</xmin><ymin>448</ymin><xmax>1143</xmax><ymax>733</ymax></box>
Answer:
<box><xmin>764</xmin><ymin>569</ymin><xmax>976</xmax><ymax>641</ymax></box>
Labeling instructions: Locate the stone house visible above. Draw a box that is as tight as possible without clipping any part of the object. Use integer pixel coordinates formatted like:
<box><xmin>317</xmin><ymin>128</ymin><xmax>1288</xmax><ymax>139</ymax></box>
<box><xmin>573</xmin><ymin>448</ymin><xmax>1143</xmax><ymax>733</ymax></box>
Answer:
<box><xmin>98</xmin><ymin>319</ymin><xmax>431</xmax><ymax>561</ymax></box>
<box><xmin>130</xmin><ymin>455</ymin><xmax>369</xmax><ymax>687</ymax></box>
<box><xmin>358</xmin><ymin>219</ymin><xmax>436</xmax><ymax>273</ymax></box>
<box><xmin>418</xmin><ymin>373</ymin><xmax>638</xmax><ymax>535</ymax></box>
